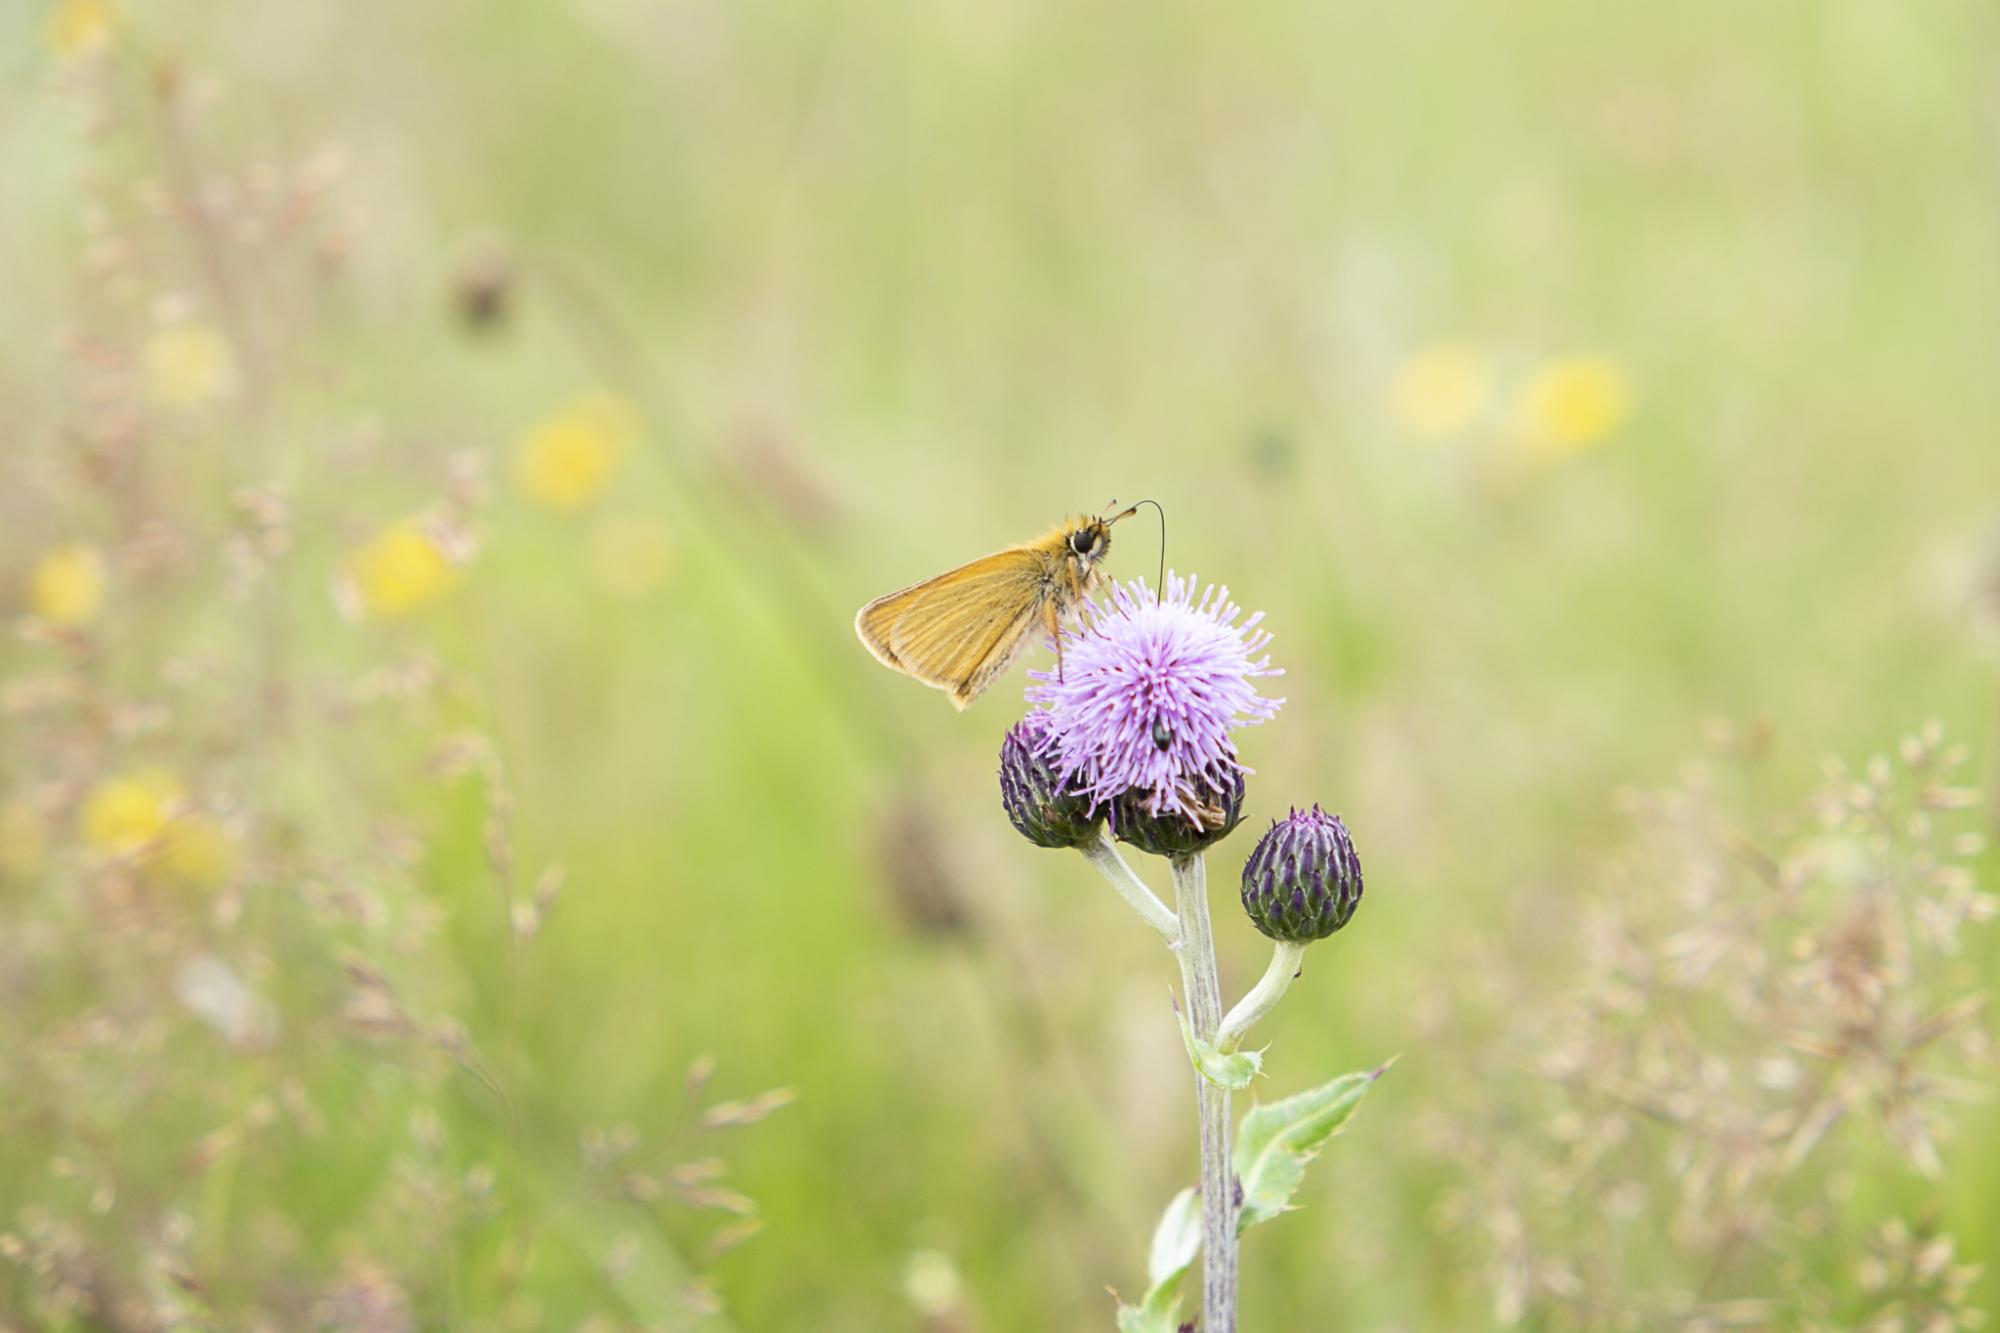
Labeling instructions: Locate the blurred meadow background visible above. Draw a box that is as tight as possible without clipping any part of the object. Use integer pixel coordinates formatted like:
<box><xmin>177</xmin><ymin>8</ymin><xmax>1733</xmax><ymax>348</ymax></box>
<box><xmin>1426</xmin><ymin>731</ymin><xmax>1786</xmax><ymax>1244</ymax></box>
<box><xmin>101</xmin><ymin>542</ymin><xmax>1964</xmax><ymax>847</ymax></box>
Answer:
<box><xmin>4</xmin><ymin>0</ymin><xmax>1999</xmax><ymax>1328</ymax></box>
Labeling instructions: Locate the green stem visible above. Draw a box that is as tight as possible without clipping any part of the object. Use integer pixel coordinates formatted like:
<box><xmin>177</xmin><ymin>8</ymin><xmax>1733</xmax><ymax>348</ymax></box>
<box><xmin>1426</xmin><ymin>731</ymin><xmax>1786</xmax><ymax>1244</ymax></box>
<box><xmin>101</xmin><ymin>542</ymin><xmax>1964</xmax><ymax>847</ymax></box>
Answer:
<box><xmin>1171</xmin><ymin>853</ymin><xmax>1236</xmax><ymax>1333</ymax></box>
<box><xmin>1077</xmin><ymin>828</ymin><xmax>1179</xmax><ymax>942</ymax></box>
<box><xmin>1216</xmin><ymin>942</ymin><xmax>1308</xmax><ymax>1053</ymax></box>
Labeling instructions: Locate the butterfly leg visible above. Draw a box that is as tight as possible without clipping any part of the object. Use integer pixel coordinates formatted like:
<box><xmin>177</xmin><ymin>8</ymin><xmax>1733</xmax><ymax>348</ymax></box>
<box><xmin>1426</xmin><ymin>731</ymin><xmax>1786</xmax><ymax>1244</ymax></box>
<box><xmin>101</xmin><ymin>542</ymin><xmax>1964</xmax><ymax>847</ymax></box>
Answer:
<box><xmin>1046</xmin><ymin>599</ymin><xmax>1067</xmax><ymax>682</ymax></box>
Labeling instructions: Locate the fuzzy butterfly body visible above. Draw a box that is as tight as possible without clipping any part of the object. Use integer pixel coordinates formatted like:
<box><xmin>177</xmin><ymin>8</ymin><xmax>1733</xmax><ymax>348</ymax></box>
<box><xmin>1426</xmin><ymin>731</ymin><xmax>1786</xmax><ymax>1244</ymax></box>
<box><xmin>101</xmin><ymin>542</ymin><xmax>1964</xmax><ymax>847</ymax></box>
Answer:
<box><xmin>855</xmin><ymin>508</ymin><xmax>1138</xmax><ymax>710</ymax></box>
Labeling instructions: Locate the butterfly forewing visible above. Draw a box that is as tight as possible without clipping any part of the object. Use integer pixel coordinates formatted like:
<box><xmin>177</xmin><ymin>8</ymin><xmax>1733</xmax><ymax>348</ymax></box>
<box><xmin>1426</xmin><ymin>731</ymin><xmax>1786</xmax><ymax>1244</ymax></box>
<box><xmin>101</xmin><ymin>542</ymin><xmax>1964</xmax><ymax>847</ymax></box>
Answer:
<box><xmin>855</xmin><ymin>548</ymin><xmax>1052</xmax><ymax>709</ymax></box>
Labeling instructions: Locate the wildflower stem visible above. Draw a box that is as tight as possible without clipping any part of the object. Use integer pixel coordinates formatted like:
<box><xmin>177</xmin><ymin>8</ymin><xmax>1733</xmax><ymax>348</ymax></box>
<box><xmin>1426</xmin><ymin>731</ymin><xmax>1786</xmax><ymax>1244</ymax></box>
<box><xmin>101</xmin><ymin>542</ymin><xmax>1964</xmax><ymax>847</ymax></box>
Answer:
<box><xmin>1217</xmin><ymin>941</ymin><xmax>1308</xmax><ymax>1053</ymax></box>
<box><xmin>1078</xmin><ymin>828</ymin><xmax>1180</xmax><ymax>942</ymax></box>
<box><xmin>1171</xmin><ymin>852</ymin><xmax>1237</xmax><ymax>1333</ymax></box>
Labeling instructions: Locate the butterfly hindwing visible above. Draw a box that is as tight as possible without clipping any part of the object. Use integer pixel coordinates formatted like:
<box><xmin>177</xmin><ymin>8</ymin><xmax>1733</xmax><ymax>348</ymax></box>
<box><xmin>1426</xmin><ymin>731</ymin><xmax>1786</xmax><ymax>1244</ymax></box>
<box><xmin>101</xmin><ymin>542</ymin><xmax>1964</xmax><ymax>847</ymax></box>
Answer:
<box><xmin>855</xmin><ymin>548</ymin><xmax>1053</xmax><ymax>710</ymax></box>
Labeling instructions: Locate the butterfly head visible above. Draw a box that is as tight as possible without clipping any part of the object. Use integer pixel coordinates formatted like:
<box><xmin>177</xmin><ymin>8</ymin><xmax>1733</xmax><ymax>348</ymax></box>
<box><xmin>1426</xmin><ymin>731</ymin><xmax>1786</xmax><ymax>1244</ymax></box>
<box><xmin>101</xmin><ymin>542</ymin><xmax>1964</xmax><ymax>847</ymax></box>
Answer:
<box><xmin>1078</xmin><ymin>499</ymin><xmax>1165</xmax><ymax>596</ymax></box>
<box><xmin>1065</xmin><ymin>520</ymin><xmax>1112</xmax><ymax>565</ymax></box>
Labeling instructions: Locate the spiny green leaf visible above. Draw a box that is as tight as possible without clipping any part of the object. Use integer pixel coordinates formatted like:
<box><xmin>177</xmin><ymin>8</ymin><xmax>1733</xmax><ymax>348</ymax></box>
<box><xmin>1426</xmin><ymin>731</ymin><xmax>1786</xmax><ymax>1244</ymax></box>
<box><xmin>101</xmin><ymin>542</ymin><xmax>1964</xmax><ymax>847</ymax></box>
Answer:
<box><xmin>1114</xmin><ymin>1272</ymin><xmax>1186</xmax><ymax>1333</ymax></box>
<box><xmin>1176</xmin><ymin>1004</ymin><xmax>1263</xmax><ymax>1090</ymax></box>
<box><xmin>1234</xmin><ymin>1062</ymin><xmax>1390</xmax><ymax>1232</ymax></box>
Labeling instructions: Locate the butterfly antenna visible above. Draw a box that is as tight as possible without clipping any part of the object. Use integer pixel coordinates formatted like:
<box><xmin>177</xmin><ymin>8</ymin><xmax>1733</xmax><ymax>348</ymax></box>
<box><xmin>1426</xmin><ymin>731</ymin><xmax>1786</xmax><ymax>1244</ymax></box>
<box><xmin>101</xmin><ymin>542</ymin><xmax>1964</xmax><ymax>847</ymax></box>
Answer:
<box><xmin>1128</xmin><ymin>499</ymin><xmax>1165</xmax><ymax>601</ymax></box>
<box><xmin>1104</xmin><ymin>499</ymin><xmax>1166</xmax><ymax>600</ymax></box>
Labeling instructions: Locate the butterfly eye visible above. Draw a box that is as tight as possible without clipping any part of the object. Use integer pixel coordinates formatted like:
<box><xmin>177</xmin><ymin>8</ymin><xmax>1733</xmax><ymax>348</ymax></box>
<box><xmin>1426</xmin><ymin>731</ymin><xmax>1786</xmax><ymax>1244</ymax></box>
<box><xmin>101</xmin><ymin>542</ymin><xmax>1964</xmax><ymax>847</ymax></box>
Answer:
<box><xmin>1069</xmin><ymin>530</ymin><xmax>1096</xmax><ymax>558</ymax></box>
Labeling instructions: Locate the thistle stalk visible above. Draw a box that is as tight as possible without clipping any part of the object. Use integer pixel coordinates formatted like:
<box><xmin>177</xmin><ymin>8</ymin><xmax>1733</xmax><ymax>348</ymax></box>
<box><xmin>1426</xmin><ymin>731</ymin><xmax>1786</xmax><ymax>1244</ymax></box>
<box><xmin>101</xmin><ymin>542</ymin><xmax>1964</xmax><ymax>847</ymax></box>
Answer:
<box><xmin>1079</xmin><ymin>827</ymin><xmax>1180</xmax><ymax>942</ymax></box>
<box><xmin>1217</xmin><ymin>941</ymin><xmax>1308</xmax><ymax>1053</ymax></box>
<box><xmin>1171</xmin><ymin>853</ymin><xmax>1237</xmax><ymax>1332</ymax></box>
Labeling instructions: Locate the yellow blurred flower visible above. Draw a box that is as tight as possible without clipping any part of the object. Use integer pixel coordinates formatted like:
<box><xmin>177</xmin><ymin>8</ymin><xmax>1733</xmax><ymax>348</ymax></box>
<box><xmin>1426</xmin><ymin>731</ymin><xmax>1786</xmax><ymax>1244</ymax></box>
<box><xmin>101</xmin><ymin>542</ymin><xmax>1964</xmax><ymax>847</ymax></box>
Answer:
<box><xmin>157</xmin><ymin>813</ymin><xmax>237</xmax><ymax>889</ymax></box>
<box><xmin>1513</xmin><ymin>354</ymin><xmax>1633</xmax><ymax>459</ymax></box>
<box><xmin>79</xmin><ymin>769</ymin><xmax>235</xmax><ymax>886</ymax></box>
<box><xmin>513</xmin><ymin>394</ymin><xmax>638</xmax><ymax>511</ymax></box>
<box><xmin>1</xmin><ymin>800</ymin><xmax>49</xmax><ymax>882</ymax></box>
<box><xmin>27</xmin><ymin>543</ymin><xmax>106</xmax><ymax>626</ymax></box>
<box><xmin>45</xmin><ymin>0</ymin><xmax>115</xmax><ymax>60</ymax></box>
<box><xmin>587</xmin><ymin>517</ymin><xmax>673</xmax><ymax>599</ymax></box>
<box><xmin>1390</xmin><ymin>344</ymin><xmax>1493</xmax><ymax>439</ymax></box>
<box><xmin>144</xmin><ymin>324</ymin><xmax>238</xmax><ymax>409</ymax></box>
<box><xmin>82</xmin><ymin>768</ymin><xmax>184</xmax><ymax>857</ymax></box>
<box><xmin>342</xmin><ymin>519</ymin><xmax>461</xmax><ymax>618</ymax></box>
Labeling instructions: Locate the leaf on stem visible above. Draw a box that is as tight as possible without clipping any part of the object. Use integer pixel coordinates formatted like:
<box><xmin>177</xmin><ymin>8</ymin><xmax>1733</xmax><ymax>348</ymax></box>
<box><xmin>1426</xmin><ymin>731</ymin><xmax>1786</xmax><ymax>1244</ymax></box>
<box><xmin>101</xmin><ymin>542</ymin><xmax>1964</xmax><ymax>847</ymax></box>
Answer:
<box><xmin>1114</xmin><ymin>1187</ymin><xmax>1200</xmax><ymax>1333</ymax></box>
<box><xmin>1176</xmin><ymin>1001</ymin><xmax>1264</xmax><ymax>1091</ymax></box>
<box><xmin>1147</xmin><ymin>1186</ymin><xmax>1201</xmax><ymax>1287</ymax></box>
<box><xmin>1113</xmin><ymin>1280</ymin><xmax>1184</xmax><ymax>1333</ymax></box>
<box><xmin>1234</xmin><ymin>1062</ymin><xmax>1391</xmax><ymax>1231</ymax></box>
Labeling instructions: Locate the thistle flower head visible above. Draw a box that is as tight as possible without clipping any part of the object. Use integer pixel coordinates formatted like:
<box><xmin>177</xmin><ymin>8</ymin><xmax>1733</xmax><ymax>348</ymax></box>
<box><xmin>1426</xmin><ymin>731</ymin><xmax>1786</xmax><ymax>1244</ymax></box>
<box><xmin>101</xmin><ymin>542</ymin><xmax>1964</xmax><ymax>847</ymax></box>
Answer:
<box><xmin>1240</xmin><ymin>805</ymin><xmax>1363</xmax><ymax>943</ymax></box>
<box><xmin>1110</xmin><ymin>764</ymin><xmax>1246</xmax><ymax>858</ymax></box>
<box><xmin>1027</xmin><ymin>573</ymin><xmax>1282</xmax><ymax>824</ymax></box>
<box><xmin>998</xmin><ymin>712</ymin><xmax>1102</xmax><ymax>849</ymax></box>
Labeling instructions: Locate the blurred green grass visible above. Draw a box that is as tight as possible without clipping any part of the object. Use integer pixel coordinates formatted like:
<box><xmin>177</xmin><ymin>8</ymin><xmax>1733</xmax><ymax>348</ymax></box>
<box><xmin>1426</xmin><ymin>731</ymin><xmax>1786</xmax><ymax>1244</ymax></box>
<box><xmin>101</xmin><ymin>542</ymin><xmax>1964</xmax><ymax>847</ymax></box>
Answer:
<box><xmin>3</xmin><ymin>0</ymin><xmax>1998</xmax><ymax>1327</ymax></box>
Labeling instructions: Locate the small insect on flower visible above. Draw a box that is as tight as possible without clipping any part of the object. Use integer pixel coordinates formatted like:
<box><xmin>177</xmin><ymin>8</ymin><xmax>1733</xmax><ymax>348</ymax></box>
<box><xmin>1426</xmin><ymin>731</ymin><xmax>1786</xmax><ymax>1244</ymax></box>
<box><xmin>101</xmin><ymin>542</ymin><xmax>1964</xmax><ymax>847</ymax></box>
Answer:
<box><xmin>854</xmin><ymin>501</ymin><xmax>1159</xmax><ymax>710</ymax></box>
<box><xmin>1111</xmin><ymin>764</ymin><xmax>1246</xmax><ymax>856</ymax></box>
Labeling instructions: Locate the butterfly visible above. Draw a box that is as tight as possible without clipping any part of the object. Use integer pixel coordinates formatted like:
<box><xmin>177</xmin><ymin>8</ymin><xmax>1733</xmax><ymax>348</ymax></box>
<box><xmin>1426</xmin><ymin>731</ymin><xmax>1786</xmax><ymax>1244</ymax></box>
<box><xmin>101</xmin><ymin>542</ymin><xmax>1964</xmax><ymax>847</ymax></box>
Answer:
<box><xmin>854</xmin><ymin>502</ymin><xmax>1155</xmax><ymax>710</ymax></box>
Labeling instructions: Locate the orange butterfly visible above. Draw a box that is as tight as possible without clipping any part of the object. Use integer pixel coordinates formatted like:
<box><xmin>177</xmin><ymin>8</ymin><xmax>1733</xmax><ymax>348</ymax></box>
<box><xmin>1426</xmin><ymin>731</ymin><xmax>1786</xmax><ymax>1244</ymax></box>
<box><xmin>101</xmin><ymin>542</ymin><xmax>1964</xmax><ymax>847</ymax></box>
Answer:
<box><xmin>855</xmin><ymin>504</ymin><xmax>1149</xmax><ymax>710</ymax></box>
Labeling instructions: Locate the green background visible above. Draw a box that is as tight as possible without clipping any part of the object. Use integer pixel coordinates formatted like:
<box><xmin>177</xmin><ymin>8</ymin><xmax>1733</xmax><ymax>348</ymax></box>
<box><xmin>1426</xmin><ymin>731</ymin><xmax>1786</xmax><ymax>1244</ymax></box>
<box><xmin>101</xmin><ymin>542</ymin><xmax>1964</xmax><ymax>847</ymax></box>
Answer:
<box><xmin>2</xmin><ymin>0</ymin><xmax>1996</xmax><ymax>1327</ymax></box>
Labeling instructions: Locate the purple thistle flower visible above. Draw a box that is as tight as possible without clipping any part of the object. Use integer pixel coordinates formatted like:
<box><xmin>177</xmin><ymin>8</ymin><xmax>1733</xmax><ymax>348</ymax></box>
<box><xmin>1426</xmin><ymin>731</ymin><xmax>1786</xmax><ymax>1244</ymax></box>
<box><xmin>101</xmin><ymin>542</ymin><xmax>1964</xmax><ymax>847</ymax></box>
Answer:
<box><xmin>1026</xmin><ymin>573</ymin><xmax>1283</xmax><ymax>822</ymax></box>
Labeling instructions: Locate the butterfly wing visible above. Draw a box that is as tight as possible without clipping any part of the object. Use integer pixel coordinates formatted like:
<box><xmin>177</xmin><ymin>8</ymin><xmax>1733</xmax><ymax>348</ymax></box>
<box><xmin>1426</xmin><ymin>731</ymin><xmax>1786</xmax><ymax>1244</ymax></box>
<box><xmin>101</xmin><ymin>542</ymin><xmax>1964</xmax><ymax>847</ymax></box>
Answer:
<box><xmin>855</xmin><ymin>548</ymin><xmax>1053</xmax><ymax>709</ymax></box>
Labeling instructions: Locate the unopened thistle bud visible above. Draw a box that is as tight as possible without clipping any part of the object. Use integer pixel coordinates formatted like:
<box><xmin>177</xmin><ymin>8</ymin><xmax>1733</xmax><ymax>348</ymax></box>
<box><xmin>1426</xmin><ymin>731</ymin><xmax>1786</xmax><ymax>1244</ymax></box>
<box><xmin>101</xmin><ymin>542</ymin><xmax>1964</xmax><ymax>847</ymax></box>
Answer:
<box><xmin>999</xmin><ymin>714</ymin><xmax>1101</xmax><ymax>849</ymax></box>
<box><xmin>1240</xmin><ymin>806</ymin><xmax>1362</xmax><ymax>943</ymax></box>
<box><xmin>1110</xmin><ymin>765</ymin><xmax>1246</xmax><ymax>858</ymax></box>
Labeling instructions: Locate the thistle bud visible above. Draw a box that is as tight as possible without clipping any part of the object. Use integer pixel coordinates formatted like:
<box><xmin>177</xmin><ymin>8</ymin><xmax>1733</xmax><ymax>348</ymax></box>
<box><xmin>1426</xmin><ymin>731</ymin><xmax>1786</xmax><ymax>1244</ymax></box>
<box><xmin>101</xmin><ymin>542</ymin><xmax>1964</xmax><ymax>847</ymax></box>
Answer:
<box><xmin>1240</xmin><ymin>806</ymin><xmax>1362</xmax><ymax>943</ymax></box>
<box><xmin>1110</xmin><ymin>766</ymin><xmax>1246</xmax><ymax>858</ymax></box>
<box><xmin>999</xmin><ymin>714</ymin><xmax>1101</xmax><ymax>849</ymax></box>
